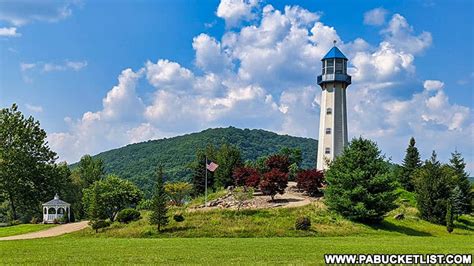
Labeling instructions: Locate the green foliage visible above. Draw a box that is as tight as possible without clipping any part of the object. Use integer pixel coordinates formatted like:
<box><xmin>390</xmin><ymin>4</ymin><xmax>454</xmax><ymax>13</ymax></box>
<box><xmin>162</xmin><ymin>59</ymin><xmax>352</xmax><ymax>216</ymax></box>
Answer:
<box><xmin>449</xmin><ymin>150</ymin><xmax>472</xmax><ymax>214</ymax></box>
<box><xmin>83</xmin><ymin>175</ymin><xmax>143</xmax><ymax>221</ymax></box>
<box><xmin>164</xmin><ymin>182</ymin><xmax>192</xmax><ymax>206</ymax></box>
<box><xmin>446</xmin><ymin>202</ymin><xmax>454</xmax><ymax>233</ymax></box>
<box><xmin>214</xmin><ymin>143</ymin><xmax>242</xmax><ymax>189</ymax></box>
<box><xmin>76</xmin><ymin>127</ymin><xmax>317</xmax><ymax>196</ymax></box>
<box><xmin>116</xmin><ymin>208</ymin><xmax>141</xmax><ymax>224</ymax></box>
<box><xmin>0</xmin><ymin>104</ymin><xmax>71</xmax><ymax>222</ymax></box>
<box><xmin>295</xmin><ymin>216</ymin><xmax>311</xmax><ymax>231</ymax></box>
<box><xmin>136</xmin><ymin>199</ymin><xmax>153</xmax><ymax>211</ymax></box>
<box><xmin>173</xmin><ymin>213</ymin><xmax>185</xmax><ymax>222</ymax></box>
<box><xmin>413</xmin><ymin>151</ymin><xmax>455</xmax><ymax>225</ymax></box>
<box><xmin>325</xmin><ymin>137</ymin><xmax>398</xmax><ymax>223</ymax></box>
<box><xmin>150</xmin><ymin>166</ymin><xmax>169</xmax><ymax>231</ymax></box>
<box><xmin>190</xmin><ymin>145</ymin><xmax>216</xmax><ymax>196</ymax></box>
<box><xmin>90</xmin><ymin>220</ymin><xmax>111</xmax><ymax>233</ymax></box>
<box><xmin>278</xmin><ymin>147</ymin><xmax>303</xmax><ymax>167</ymax></box>
<box><xmin>399</xmin><ymin>137</ymin><xmax>422</xmax><ymax>191</ymax></box>
<box><xmin>260</xmin><ymin>169</ymin><xmax>288</xmax><ymax>201</ymax></box>
<box><xmin>77</xmin><ymin>155</ymin><xmax>105</xmax><ymax>187</ymax></box>
<box><xmin>232</xmin><ymin>186</ymin><xmax>254</xmax><ymax>211</ymax></box>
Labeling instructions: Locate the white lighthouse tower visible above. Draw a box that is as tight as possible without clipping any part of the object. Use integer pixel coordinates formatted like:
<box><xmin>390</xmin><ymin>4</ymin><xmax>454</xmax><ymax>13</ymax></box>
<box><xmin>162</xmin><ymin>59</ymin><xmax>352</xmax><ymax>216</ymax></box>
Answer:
<box><xmin>316</xmin><ymin>43</ymin><xmax>351</xmax><ymax>170</ymax></box>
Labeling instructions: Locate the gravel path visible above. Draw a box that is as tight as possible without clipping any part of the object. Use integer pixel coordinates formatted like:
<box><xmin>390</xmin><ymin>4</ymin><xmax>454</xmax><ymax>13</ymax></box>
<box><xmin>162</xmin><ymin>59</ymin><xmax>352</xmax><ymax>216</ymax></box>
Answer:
<box><xmin>0</xmin><ymin>221</ymin><xmax>89</xmax><ymax>241</ymax></box>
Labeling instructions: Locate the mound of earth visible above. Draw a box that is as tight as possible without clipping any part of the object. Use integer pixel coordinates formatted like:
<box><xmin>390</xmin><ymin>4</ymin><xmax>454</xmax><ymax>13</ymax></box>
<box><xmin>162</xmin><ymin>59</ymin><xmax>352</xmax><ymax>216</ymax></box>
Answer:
<box><xmin>192</xmin><ymin>182</ymin><xmax>322</xmax><ymax>210</ymax></box>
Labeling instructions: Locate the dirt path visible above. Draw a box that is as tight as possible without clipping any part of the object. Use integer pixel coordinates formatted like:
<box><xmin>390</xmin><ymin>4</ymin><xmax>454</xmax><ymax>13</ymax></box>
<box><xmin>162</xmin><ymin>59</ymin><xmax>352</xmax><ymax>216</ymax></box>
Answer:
<box><xmin>0</xmin><ymin>221</ymin><xmax>89</xmax><ymax>241</ymax></box>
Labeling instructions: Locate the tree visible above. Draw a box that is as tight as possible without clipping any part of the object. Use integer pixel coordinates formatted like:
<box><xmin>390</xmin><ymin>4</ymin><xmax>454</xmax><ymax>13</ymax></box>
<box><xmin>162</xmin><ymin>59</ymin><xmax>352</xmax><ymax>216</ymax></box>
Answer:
<box><xmin>232</xmin><ymin>186</ymin><xmax>254</xmax><ymax>211</ymax></box>
<box><xmin>265</xmin><ymin>155</ymin><xmax>291</xmax><ymax>173</ymax></box>
<box><xmin>164</xmin><ymin>182</ymin><xmax>192</xmax><ymax>206</ymax></box>
<box><xmin>191</xmin><ymin>145</ymin><xmax>216</xmax><ymax>196</ymax></box>
<box><xmin>233</xmin><ymin>167</ymin><xmax>260</xmax><ymax>188</ymax></box>
<box><xmin>0</xmin><ymin>104</ymin><xmax>58</xmax><ymax>221</ymax></box>
<box><xmin>260</xmin><ymin>169</ymin><xmax>288</xmax><ymax>201</ymax></box>
<box><xmin>296</xmin><ymin>169</ymin><xmax>324</xmax><ymax>196</ymax></box>
<box><xmin>214</xmin><ymin>143</ymin><xmax>242</xmax><ymax>189</ymax></box>
<box><xmin>77</xmin><ymin>155</ymin><xmax>105</xmax><ymax>187</ymax></box>
<box><xmin>278</xmin><ymin>147</ymin><xmax>302</xmax><ymax>167</ymax></box>
<box><xmin>399</xmin><ymin>137</ymin><xmax>421</xmax><ymax>191</ymax></box>
<box><xmin>325</xmin><ymin>137</ymin><xmax>398</xmax><ymax>223</ymax></box>
<box><xmin>413</xmin><ymin>151</ymin><xmax>455</xmax><ymax>225</ymax></box>
<box><xmin>446</xmin><ymin>201</ymin><xmax>454</xmax><ymax>233</ymax></box>
<box><xmin>83</xmin><ymin>175</ymin><xmax>142</xmax><ymax>221</ymax></box>
<box><xmin>449</xmin><ymin>150</ymin><xmax>472</xmax><ymax>214</ymax></box>
<box><xmin>450</xmin><ymin>186</ymin><xmax>465</xmax><ymax>217</ymax></box>
<box><xmin>150</xmin><ymin>166</ymin><xmax>168</xmax><ymax>232</ymax></box>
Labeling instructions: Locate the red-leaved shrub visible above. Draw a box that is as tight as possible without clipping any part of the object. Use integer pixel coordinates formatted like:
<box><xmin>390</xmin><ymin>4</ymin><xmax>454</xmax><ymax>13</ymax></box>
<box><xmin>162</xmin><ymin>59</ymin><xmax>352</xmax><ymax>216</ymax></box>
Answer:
<box><xmin>233</xmin><ymin>167</ymin><xmax>261</xmax><ymax>188</ymax></box>
<box><xmin>260</xmin><ymin>169</ymin><xmax>288</xmax><ymax>201</ymax></box>
<box><xmin>265</xmin><ymin>155</ymin><xmax>291</xmax><ymax>173</ymax></box>
<box><xmin>296</xmin><ymin>169</ymin><xmax>324</xmax><ymax>196</ymax></box>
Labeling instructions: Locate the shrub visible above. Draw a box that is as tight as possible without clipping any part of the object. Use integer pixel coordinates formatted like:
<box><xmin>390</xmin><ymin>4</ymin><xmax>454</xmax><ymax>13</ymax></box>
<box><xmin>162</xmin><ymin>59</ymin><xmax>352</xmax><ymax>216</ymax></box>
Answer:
<box><xmin>446</xmin><ymin>202</ymin><xmax>454</xmax><ymax>233</ymax></box>
<box><xmin>232</xmin><ymin>186</ymin><xmax>254</xmax><ymax>211</ymax></box>
<box><xmin>265</xmin><ymin>155</ymin><xmax>290</xmax><ymax>173</ymax></box>
<box><xmin>165</xmin><ymin>182</ymin><xmax>193</xmax><ymax>206</ymax></box>
<box><xmin>137</xmin><ymin>199</ymin><xmax>153</xmax><ymax>211</ymax></box>
<box><xmin>295</xmin><ymin>216</ymin><xmax>311</xmax><ymax>231</ymax></box>
<box><xmin>296</xmin><ymin>169</ymin><xmax>324</xmax><ymax>196</ymax></box>
<box><xmin>116</xmin><ymin>208</ymin><xmax>141</xmax><ymax>224</ymax></box>
<box><xmin>30</xmin><ymin>217</ymin><xmax>40</xmax><ymax>224</ymax></box>
<box><xmin>9</xmin><ymin>220</ymin><xmax>20</xmax><ymax>226</ymax></box>
<box><xmin>173</xmin><ymin>213</ymin><xmax>185</xmax><ymax>222</ymax></box>
<box><xmin>233</xmin><ymin>167</ymin><xmax>260</xmax><ymax>188</ymax></box>
<box><xmin>260</xmin><ymin>169</ymin><xmax>288</xmax><ymax>201</ymax></box>
<box><xmin>90</xmin><ymin>220</ymin><xmax>111</xmax><ymax>233</ymax></box>
<box><xmin>53</xmin><ymin>218</ymin><xmax>60</xmax><ymax>224</ymax></box>
<box><xmin>325</xmin><ymin>137</ymin><xmax>398</xmax><ymax>223</ymax></box>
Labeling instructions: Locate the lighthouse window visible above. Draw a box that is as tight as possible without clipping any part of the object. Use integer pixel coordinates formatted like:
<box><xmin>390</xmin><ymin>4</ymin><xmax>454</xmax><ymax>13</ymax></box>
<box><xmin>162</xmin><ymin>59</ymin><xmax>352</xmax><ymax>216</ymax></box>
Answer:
<box><xmin>326</xmin><ymin>108</ymin><xmax>332</xmax><ymax>115</ymax></box>
<box><xmin>322</xmin><ymin>61</ymin><xmax>326</xmax><ymax>74</ymax></box>
<box><xmin>325</xmin><ymin>128</ymin><xmax>331</xmax><ymax>134</ymax></box>
<box><xmin>335</xmin><ymin>59</ymin><xmax>343</xmax><ymax>74</ymax></box>
<box><xmin>326</xmin><ymin>59</ymin><xmax>334</xmax><ymax>74</ymax></box>
<box><xmin>325</xmin><ymin>147</ymin><xmax>331</xmax><ymax>154</ymax></box>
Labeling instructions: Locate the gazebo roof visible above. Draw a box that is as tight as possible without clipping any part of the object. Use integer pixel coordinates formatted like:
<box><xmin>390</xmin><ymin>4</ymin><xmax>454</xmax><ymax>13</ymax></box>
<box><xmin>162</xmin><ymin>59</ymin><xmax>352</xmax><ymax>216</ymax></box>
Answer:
<box><xmin>42</xmin><ymin>194</ymin><xmax>70</xmax><ymax>206</ymax></box>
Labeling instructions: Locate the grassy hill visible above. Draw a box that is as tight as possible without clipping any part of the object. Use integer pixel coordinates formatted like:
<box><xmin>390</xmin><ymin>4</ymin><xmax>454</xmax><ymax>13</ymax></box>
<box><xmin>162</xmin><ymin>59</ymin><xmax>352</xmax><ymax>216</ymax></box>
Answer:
<box><xmin>86</xmin><ymin>127</ymin><xmax>317</xmax><ymax>193</ymax></box>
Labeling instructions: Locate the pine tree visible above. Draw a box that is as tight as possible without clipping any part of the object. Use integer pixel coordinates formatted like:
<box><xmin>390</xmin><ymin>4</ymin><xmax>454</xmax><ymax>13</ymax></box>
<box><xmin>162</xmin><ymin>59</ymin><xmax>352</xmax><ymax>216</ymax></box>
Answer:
<box><xmin>446</xmin><ymin>201</ymin><xmax>454</xmax><ymax>233</ymax></box>
<box><xmin>214</xmin><ymin>143</ymin><xmax>242</xmax><ymax>190</ymax></box>
<box><xmin>325</xmin><ymin>137</ymin><xmax>398</xmax><ymax>222</ymax></box>
<box><xmin>451</xmin><ymin>186</ymin><xmax>465</xmax><ymax>217</ymax></box>
<box><xmin>413</xmin><ymin>151</ymin><xmax>455</xmax><ymax>224</ymax></box>
<box><xmin>449</xmin><ymin>150</ymin><xmax>472</xmax><ymax>214</ymax></box>
<box><xmin>399</xmin><ymin>137</ymin><xmax>421</xmax><ymax>191</ymax></box>
<box><xmin>150</xmin><ymin>165</ymin><xmax>168</xmax><ymax>232</ymax></box>
<box><xmin>191</xmin><ymin>145</ymin><xmax>216</xmax><ymax>196</ymax></box>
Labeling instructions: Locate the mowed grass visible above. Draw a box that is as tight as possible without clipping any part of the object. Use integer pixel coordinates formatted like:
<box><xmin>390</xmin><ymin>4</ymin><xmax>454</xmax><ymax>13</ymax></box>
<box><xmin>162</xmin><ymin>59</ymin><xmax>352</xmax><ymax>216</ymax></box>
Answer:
<box><xmin>0</xmin><ymin>235</ymin><xmax>472</xmax><ymax>264</ymax></box>
<box><xmin>0</xmin><ymin>223</ymin><xmax>56</xmax><ymax>237</ymax></box>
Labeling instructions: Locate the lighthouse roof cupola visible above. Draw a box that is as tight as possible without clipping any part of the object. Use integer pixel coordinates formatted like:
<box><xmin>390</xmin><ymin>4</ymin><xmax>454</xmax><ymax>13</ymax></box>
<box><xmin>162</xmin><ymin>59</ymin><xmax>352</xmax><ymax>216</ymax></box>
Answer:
<box><xmin>317</xmin><ymin>42</ymin><xmax>351</xmax><ymax>86</ymax></box>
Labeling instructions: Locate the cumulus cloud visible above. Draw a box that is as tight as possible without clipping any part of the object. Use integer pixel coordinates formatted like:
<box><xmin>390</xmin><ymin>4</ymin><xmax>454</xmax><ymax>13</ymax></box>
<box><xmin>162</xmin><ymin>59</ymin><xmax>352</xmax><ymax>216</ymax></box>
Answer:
<box><xmin>48</xmin><ymin>1</ymin><xmax>472</xmax><ymax>172</ymax></box>
<box><xmin>0</xmin><ymin>0</ymin><xmax>80</xmax><ymax>26</ymax></box>
<box><xmin>25</xmin><ymin>104</ymin><xmax>43</xmax><ymax>113</ymax></box>
<box><xmin>216</xmin><ymin>0</ymin><xmax>260</xmax><ymax>27</ymax></box>
<box><xmin>363</xmin><ymin>8</ymin><xmax>388</xmax><ymax>26</ymax></box>
<box><xmin>0</xmin><ymin>27</ymin><xmax>21</xmax><ymax>37</ymax></box>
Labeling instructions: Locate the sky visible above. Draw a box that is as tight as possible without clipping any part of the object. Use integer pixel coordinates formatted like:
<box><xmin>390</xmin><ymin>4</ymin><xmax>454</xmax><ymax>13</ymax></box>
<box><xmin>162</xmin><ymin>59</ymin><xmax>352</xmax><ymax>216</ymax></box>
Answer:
<box><xmin>0</xmin><ymin>0</ymin><xmax>473</xmax><ymax>172</ymax></box>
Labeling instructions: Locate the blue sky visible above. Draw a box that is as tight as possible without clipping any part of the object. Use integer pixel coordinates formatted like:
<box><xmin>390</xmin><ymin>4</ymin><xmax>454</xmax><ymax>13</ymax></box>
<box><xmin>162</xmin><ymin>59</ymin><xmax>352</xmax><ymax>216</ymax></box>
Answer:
<box><xmin>0</xmin><ymin>0</ymin><xmax>473</xmax><ymax>171</ymax></box>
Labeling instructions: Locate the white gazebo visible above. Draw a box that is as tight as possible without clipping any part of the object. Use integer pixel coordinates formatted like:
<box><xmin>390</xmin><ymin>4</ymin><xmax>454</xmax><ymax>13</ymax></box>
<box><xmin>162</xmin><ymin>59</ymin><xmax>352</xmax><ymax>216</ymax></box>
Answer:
<box><xmin>42</xmin><ymin>194</ymin><xmax>70</xmax><ymax>223</ymax></box>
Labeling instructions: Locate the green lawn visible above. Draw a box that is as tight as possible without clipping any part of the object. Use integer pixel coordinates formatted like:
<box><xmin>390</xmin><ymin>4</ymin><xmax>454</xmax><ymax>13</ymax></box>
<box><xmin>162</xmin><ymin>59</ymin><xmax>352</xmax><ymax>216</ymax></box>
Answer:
<box><xmin>0</xmin><ymin>235</ymin><xmax>472</xmax><ymax>264</ymax></box>
<box><xmin>0</xmin><ymin>224</ymin><xmax>56</xmax><ymax>237</ymax></box>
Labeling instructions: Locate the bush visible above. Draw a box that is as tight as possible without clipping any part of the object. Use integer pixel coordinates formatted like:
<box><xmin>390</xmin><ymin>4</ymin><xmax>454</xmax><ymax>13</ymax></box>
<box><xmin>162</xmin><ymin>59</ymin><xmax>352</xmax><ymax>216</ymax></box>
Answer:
<box><xmin>260</xmin><ymin>169</ymin><xmax>288</xmax><ymax>201</ymax></box>
<box><xmin>90</xmin><ymin>220</ymin><xmax>111</xmax><ymax>233</ymax></box>
<box><xmin>116</xmin><ymin>208</ymin><xmax>141</xmax><ymax>224</ymax></box>
<box><xmin>232</xmin><ymin>186</ymin><xmax>254</xmax><ymax>211</ymax></box>
<box><xmin>296</xmin><ymin>169</ymin><xmax>324</xmax><ymax>196</ymax></box>
<box><xmin>30</xmin><ymin>217</ymin><xmax>40</xmax><ymax>224</ymax></box>
<box><xmin>137</xmin><ymin>199</ymin><xmax>153</xmax><ymax>211</ymax></box>
<box><xmin>265</xmin><ymin>155</ymin><xmax>291</xmax><ymax>173</ymax></box>
<box><xmin>325</xmin><ymin>137</ymin><xmax>398</xmax><ymax>223</ymax></box>
<box><xmin>165</xmin><ymin>182</ymin><xmax>193</xmax><ymax>206</ymax></box>
<box><xmin>53</xmin><ymin>218</ymin><xmax>60</xmax><ymax>224</ymax></box>
<box><xmin>295</xmin><ymin>216</ymin><xmax>311</xmax><ymax>231</ymax></box>
<box><xmin>233</xmin><ymin>167</ymin><xmax>260</xmax><ymax>188</ymax></box>
<box><xmin>173</xmin><ymin>213</ymin><xmax>185</xmax><ymax>222</ymax></box>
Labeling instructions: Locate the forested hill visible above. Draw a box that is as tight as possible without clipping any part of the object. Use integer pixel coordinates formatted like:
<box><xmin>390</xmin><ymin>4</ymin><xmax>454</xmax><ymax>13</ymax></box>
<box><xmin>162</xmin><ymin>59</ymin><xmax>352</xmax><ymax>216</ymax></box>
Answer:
<box><xmin>84</xmin><ymin>127</ymin><xmax>317</xmax><ymax>191</ymax></box>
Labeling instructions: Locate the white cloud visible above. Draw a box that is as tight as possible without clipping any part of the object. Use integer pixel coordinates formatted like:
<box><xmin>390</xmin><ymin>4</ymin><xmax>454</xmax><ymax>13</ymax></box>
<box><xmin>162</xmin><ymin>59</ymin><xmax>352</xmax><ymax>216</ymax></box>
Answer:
<box><xmin>0</xmin><ymin>27</ymin><xmax>20</xmax><ymax>37</ymax></box>
<box><xmin>0</xmin><ymin>0</ymin><xmax>80</xmax><ymax>26</ymax></box>
<box><xmin>20</xmin><ymin>63</ymin><xmax>36</xmax><ymax>71</ymax></box>
<box><xmin>43</xmin><ymin>60</ymin><xmax>88</xmax><ymax>72</ymax></box>
<box><xmin>216</xmin><ymin>0</ymin><xmax>260</xmax><ymax>27</ymax></box>
<box><xmin>25</xmin><ymin>104</ymin><xmax>43</xmax><ymax>113</ymax></box>
<box><xmin>363</xmin><ymin>8</ymin><xmax>388</xmax><ymax>26</ymax></box>
<box><xmin>48</xmin><ymin>1</ymin><xmax>472</xmax><ymax>173</ymax></box>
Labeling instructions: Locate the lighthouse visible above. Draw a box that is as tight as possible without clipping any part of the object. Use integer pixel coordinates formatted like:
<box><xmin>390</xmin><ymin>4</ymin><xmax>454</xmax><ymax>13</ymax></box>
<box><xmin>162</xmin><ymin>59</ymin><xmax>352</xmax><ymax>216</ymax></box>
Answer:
<box><xmin>316</xmin><ymin>43</ymin><xmax>351</xmax><ymax>170</ymax></box>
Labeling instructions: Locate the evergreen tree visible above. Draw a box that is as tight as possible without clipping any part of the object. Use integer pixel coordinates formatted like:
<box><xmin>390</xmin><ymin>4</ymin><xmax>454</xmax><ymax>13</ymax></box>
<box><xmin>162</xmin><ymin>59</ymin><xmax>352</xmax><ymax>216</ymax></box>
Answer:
<box><xmin>214</xmin><ymin>143</ymin><xmax>242</xmax><ymax>189</ymax></box>
<box><xmin>399</xmin><ymin>137</ymin><xmax>421</xmax><ymax>191</ymax></box>
<box><xmin>446</xmin><ymin>201</ymin><xmax>454</xmax><ymax>233</ymax></box>
<box><xmin>150</xmin><ymin>165</ymin><xmax>168</xmax><ymax>232</ymax></box>
<box><xmin>413</xmin><ymin>151</ymin><xmax>455</xmax><ymax>224</ymax></box>
<box><xmin>325</xmin><ymin>137</ymin><xmax>398</xmax><ymax>222</ymax></box>
<box><xmin>191</xmin><ymin>145</ymin><xmax>216</xmax><ymax>196</ymax></box>
<box><xmin>449</xmin><ymin>150</ymin><xmax>472</xmax><ymax>214</ymax></box>
<box><xmin>451</xmin><ymin>186</ymin><xmax>465</xmax><ymax>217</ymax></box>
